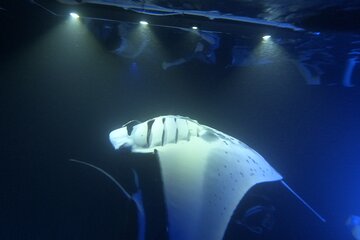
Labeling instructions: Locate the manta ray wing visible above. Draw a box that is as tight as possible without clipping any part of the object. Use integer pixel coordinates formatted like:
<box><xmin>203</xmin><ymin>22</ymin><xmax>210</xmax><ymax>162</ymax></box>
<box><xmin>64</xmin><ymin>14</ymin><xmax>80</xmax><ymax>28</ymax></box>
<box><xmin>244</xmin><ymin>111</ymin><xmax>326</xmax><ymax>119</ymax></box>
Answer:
<box><xmin>156</xmin><ymin>135</ymin><xmax>282</xmax><ymax>240</ymax></box>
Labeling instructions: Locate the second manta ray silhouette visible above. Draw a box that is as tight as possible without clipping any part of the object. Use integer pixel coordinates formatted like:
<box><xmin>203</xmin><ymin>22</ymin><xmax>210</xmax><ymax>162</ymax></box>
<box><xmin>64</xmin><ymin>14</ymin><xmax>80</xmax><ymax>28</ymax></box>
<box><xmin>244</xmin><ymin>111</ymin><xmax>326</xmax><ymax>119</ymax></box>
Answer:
<box><xmin>72</xmin><ymin>115</ymin><xmax>326</xmax><ymax>240</ymax></box>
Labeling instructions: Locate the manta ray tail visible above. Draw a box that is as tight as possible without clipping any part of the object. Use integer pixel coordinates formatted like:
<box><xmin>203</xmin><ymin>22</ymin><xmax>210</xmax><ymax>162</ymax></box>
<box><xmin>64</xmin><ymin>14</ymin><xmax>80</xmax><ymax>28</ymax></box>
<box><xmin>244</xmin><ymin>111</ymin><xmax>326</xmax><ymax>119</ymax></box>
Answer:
<box><xmin>68</xmin><ymin>159</ymin><xmax>146</xmax><ymax>240</ymax></box>
<box><xmin>281</xmin><ymin>180</ymin><xmax>326</xmax><ymax>223</ymax></box>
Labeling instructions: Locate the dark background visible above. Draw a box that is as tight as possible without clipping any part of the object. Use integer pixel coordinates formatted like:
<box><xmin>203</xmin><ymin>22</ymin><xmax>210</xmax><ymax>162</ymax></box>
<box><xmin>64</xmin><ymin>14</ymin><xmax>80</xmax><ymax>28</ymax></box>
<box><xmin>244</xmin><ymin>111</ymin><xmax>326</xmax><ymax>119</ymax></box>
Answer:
<box><xmin>1</xmin><ymin>1</ymin><xmax>360</xmax><ymax>239</ymax></box>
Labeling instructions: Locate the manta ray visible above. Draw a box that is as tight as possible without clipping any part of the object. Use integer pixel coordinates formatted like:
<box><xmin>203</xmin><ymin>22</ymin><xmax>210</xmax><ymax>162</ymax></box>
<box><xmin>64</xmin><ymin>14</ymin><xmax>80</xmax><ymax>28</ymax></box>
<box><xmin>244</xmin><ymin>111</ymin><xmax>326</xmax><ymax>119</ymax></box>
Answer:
<box><xmin>71</xmin><ymin>115</ymin><xmax>325</xmax><ymax>240</ymax></box>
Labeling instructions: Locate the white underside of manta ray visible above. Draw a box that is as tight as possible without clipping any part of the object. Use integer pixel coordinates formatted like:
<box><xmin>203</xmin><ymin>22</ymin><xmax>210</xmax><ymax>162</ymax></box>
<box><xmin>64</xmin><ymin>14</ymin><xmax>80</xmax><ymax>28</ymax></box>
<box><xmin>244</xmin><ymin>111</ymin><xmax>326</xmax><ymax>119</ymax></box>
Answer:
<box><xmin>105</xmin><ymin>115</ymin><xmax>325</xmax><ymax>240</ymax></box>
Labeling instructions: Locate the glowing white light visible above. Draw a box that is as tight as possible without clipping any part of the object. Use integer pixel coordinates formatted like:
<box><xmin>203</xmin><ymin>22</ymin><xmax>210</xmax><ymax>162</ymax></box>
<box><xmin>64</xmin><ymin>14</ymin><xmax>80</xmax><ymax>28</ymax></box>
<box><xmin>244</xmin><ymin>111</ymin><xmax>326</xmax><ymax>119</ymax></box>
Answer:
<box><xmin>139</xmin><ymin>21</ymin><xmax>148</xmax><ymax>25</ymax></box>
<box><xmin>70</xmin><ymin>12</ymin><xmax>80</xmax><ymax>19</ymax></box>
<box><xmin>192</xmin><ymin>26</ymin><xmax>198</xmax><ymax>30</ymax></box>
<box><xmin>262</xmin><ymin>35</ymin><xmax>271</xmax><ymax>40</ymax></box>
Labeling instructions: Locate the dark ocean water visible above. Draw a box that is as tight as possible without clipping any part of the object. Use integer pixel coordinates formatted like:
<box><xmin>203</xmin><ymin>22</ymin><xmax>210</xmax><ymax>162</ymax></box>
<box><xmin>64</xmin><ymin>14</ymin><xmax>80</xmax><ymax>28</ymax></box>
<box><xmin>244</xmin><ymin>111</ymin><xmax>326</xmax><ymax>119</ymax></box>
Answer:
<box><xmin>1</xmin><ymin>2</ymin><xmax>360</xmax><ymax>240</ymax></box>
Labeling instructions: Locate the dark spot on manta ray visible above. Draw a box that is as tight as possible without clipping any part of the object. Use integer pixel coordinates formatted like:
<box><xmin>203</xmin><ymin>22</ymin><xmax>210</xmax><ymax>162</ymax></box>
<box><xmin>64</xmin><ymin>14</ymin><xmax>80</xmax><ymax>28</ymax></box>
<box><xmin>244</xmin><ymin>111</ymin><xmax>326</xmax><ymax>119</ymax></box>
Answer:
<box><xmin>161</xmin><ymin>119</ymin><xmax>165</xmax><ymax>146</ymax></box>
<box><xmin>123</xmin><ymin>120</ymin><xmax>140</xmax><ymax>134</ymax></box>
<box><xmin>185</xmin><ymin>120</ymin><xmax>191</xmax><ymax>141</ymax></box>
<box><xmin>248</xmin><ymin>156</ymin><xmax>258</xmax><ymax>164</ymax></box>
<box><xmin>202</xmin><ymin>131</ymin><xmax>219</xmax><ymax>142</ymax></box>
<box><xmin>147</xmin><ymin>119</ymin><xmax>155</xmax><ymax>147</ymax></box>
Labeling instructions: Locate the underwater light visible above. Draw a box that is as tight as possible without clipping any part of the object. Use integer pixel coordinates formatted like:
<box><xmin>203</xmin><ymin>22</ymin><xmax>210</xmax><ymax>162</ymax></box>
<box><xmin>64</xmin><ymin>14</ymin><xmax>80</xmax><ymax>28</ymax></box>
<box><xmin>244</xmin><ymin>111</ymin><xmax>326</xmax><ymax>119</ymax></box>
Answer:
<box><xmin>139</xmin><ymin>21</ymin><xmax>149</xmax><ymax>25</ymax></box>
<box><xmin>70</xmin><ymin>12</ymin><xmax>80</xmax><ymax>19</ymax></box>
<box><xmin>262</xmin><ymin>35</ymin><xmax>271</xmax><ymax>40</ymax></box>
<box><xmin>192</xmin><ymin>26</ymin><xmax>198</xmax><ymax>30</ymax></box>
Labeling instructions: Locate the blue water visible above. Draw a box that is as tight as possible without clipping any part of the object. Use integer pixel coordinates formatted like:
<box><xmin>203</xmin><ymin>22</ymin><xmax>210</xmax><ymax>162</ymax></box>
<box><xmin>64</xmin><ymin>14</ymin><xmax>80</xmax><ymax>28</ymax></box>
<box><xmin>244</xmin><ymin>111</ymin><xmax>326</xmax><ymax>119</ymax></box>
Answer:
<box><xmin>1</xmin><ymin>3</ymin><xmax>360</xmax><ymax>240</ymax></box>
